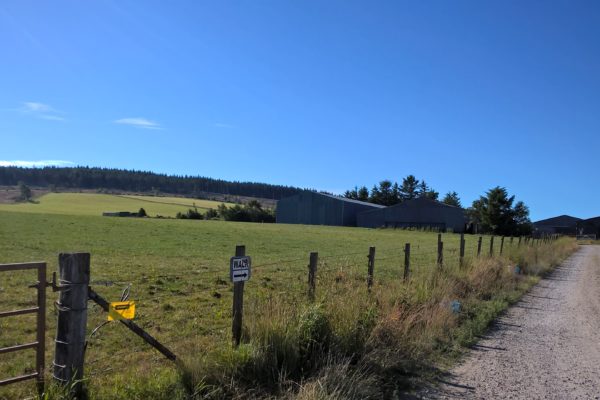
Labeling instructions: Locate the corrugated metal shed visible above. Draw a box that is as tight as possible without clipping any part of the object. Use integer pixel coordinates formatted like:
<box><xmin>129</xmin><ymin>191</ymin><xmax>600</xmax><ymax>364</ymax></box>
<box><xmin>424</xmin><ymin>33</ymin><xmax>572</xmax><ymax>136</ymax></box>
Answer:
<box><xmin>576</xmin><ymin>216</ymin><xmax>600</xmax><ymax>236</ymax></box>
<box><xmin>357</xmin><ymin>197</ymin><xmax>467</xmax><ymax>232</ymax></box>
<box><xmin>276</xmin><ymin>191</ymin><xmax>385</xmax><ymax>226</ymax></box>
<box><xmin>533</xmin><ymin>215</ymin><xmax>581</xmax><ymax>235</ymax></box>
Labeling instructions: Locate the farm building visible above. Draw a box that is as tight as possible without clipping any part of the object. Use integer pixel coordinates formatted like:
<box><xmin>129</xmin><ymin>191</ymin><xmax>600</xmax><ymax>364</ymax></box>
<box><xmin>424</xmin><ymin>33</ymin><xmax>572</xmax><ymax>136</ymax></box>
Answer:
<box><xmin>357</xmin><ymin>197</ymin><xmax>467</xmax><ymax>232</ymax></box>
<box><xmin>576</xmin><ymin>216</ymin><xmax>600</xmax><ymax>237</ymax></box>
<box><xmin>533</xmin><ymin>215</ymin><xmax>581</xmax><ymax>236</ymax></box>
<box><xmin>276</xmin><ymin>191</ymin><xmax>385</xmax><ymax>226</ymax></box>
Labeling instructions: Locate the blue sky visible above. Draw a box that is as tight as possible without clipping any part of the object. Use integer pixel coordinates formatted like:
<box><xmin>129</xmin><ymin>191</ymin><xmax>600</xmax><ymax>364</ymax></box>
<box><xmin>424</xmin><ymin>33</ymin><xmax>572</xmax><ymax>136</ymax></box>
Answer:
<box><xmin>2</xmin><ymin>1</ymin><xmax>599</xmax><ymax>220</ymax></box>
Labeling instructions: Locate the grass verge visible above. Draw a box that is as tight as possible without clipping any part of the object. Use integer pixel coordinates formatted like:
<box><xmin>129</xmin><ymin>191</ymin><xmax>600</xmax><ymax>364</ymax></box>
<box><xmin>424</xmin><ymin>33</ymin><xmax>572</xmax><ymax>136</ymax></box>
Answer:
<box><xmin>180</xmin><ymin>238</ymin><xmax>577</xmax><ymax>399</ymax></box>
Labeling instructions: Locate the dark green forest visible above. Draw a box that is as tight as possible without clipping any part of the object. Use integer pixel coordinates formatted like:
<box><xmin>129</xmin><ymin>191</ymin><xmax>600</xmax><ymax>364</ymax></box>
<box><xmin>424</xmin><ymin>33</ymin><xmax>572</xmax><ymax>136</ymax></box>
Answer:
<box><xmin>0</xmin><ymin>166</ymin><xmax>304</xmax><ymax>200</ymax></box>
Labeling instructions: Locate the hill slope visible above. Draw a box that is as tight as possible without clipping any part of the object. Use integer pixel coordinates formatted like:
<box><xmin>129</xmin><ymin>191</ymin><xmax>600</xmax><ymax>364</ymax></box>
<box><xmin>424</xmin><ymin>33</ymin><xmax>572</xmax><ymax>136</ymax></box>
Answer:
<box><xmin>0</xmin><ymin>166</ymin><xmax>305</xmax><ymax>200</ymax></box>
<box><xmin>0</xmin><ymin>193</ymin><xmax>233</xmax><ymax>217</ymax></box>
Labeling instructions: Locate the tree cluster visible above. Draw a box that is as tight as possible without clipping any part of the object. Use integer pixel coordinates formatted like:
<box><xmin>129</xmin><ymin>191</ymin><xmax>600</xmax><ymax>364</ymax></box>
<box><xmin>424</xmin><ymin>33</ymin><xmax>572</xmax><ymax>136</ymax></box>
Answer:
<box><xmin>345</xmin><ymin>178</ymin><xmax>531</xmax><ymax>236</ymax></box>
<box><xmin>218</xmin><ymin>200</ymin><xmax>276</xmax><ymax>223</ymax></box>
<box><xmin>344</xmin><ymin>175</ymin><xmax>461</xmax><ymax>207</ymax></box>
<box><xmin>467</xmin><ymin>187</ymin><xmax>532</xmax><ymax>236</ymax></box>
<box><xmin>17</xmin><ymin>181</ymin><xmax>32</xmax><ymax>202</ymax></box>
<box><xmin>0</xmin><ymin>166</ymin><xmax>304</xmax><ymax>200</ymax></box>
<box><xmin>176</xmin><ymin>201</ymin><xmax>275</xmax><ymax>223</ymax></box>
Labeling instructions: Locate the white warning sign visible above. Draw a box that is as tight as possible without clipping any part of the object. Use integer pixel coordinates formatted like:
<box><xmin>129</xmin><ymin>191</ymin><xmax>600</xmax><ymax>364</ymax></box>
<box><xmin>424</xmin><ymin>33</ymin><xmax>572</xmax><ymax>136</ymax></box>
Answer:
<box><xmin>230</xmin><ymin>256</ymin><xmax>251</xmax><ymax>282</ymax></box>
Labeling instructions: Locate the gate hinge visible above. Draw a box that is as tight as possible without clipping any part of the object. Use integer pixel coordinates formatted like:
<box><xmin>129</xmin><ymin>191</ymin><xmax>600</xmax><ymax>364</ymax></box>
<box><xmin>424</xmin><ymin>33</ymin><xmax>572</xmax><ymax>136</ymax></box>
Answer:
<box><xmin>45</xmin><ymin>272</ymin><xmax>70</xmax><ymax>292</ymax></box>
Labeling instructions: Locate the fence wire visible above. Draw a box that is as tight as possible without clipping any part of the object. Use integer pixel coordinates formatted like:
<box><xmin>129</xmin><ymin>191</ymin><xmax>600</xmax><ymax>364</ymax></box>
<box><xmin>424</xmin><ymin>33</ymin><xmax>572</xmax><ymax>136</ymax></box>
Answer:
<box><xmin>9</xmin><ymin>233</ymin><xmax>544</xmax><ymax>385</ymax></box>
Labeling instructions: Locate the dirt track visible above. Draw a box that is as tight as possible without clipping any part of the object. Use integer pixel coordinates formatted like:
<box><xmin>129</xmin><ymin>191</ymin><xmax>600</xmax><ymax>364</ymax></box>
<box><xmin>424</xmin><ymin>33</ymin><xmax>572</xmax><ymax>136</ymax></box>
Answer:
<box><xmin>418</xmin><ymin>245</ymin><xmax>600</xmax><ymax>400</ymax></box>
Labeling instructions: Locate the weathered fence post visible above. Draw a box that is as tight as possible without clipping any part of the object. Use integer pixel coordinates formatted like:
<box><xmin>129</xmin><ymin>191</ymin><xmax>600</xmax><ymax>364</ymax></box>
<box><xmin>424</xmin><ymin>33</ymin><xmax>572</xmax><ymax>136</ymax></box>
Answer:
<box><xmin>231</xmin><ymin>245</ymin><xmax>246</xmax><ymax>347</ymax></box>
<box><xmin>477</xmin><ymin>236</ymin><xmax>482</xmax><ymax>257</ymax></box>
<box><xmin>459</xmin><ymin>233</ymin><xmax>465</xmax><ymax>267</ymax></box>
<box><xmin>500</xmin><ymin>236</ymin><xmax>505</xmax><ymax>255</ymax></box>
<box><xmin>518</xmin><ymin>236</ymin><xmax>522</xmax><ymax>247</ymax></box>
<box><xmin>36</xmin><ymin>263</ymin><xmax>47</xmax><ymax>396</ymax></box>
<box><xmin>308</xmin><ymin>252</ymin><xmax>318</xmax><ymax>300</ymax></box>
<box><xmin>403</xmin><ymin>243</ymin><xmax>410</xmax><ymax>281</ymax></box>
<box><xmin>367</xmin><ymin>246</ymin><xmax>375</xmax><ymax>291</ymax></box>
<box><xmin>53</xmin><ymin>253</ymin><xmax>90</xmax><ymax>394</ymax></box>
<box><xmin>437</xmin><ymin>241</ymin><xmax>444</xmax><ymax>268</ymax></box>
<box><xmin>489</xmin><ymin>236</ymin><xmax>494</xmax><ymax>256</ymax></box>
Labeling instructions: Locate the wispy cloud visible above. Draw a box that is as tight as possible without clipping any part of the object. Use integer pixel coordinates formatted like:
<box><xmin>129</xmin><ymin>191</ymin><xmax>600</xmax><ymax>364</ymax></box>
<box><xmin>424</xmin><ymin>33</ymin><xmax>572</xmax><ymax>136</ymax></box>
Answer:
<box><xmin>213</xmin><ymin>122</ymin><xmax>235</xmax><ymax>129</ymax></box>
<box><xmin>23</xmin><ymin>102</ymin><xmax>54</xmax><ymax>112</ymax></box>
<box><xmin>39</xmin><ymin>114</ymin><xmax>66</xmax><ymax>121</ymax></box>
<box><xmin>114</xmin><ymin>117</ymin><xmax>161</xmax><ymax>130</ymax></box>
<box><xmin>18</xmin><ymin>101</ymin><xmax>66</xmax><ymax>122</ymax></box>
<box><xmin>0</xmin><ymin>160</ymin><xmax>75</xmax><ymax>168</ymax></box>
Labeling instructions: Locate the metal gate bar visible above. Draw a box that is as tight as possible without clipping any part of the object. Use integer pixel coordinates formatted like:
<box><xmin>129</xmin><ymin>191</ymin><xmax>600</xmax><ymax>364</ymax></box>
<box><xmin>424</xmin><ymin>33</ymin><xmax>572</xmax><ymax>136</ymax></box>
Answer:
<box><xmin>0</xmin><ymin>262</ymin><xmax>46</xmax><ymax>395</ymax></box>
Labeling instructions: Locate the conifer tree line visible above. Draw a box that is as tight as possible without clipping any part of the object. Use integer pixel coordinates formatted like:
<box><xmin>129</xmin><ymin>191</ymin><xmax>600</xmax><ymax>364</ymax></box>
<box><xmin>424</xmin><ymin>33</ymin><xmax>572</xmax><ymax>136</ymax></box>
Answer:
<box><xmin>344</xmin><ymin>175</ymin><xmax>461</xmax><ymax>207</ymax></box>
<box><xmin>345</xmin><ymin>177</ymin><xmax>532</xmax><ymax>235</ymax></box>
<box><xmin>0</xmin><ymin>166</ymin><xmax>304</xmax><ymax>200</ymax></box>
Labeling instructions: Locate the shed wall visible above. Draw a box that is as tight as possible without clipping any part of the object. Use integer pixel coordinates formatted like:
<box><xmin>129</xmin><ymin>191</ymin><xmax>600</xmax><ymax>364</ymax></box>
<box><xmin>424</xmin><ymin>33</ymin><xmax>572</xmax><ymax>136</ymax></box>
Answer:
<box><xmin>276</xmin><ymin>192</ymin><xmax>382</xmax><ymax>226</ymax></box>
<box><xmin>357</xmin><ymin>200</ymin><xmax>466</xmax><ymax>232</ymax></box>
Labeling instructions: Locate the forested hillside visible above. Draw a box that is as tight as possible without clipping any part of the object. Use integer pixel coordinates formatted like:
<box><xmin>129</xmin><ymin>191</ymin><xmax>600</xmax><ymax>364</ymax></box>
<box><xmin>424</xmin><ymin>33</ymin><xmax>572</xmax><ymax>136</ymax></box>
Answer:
<box><xmin>0</xmin><ymin>166</ymin><xmax>304</xmax><ymax>199</ymax></box>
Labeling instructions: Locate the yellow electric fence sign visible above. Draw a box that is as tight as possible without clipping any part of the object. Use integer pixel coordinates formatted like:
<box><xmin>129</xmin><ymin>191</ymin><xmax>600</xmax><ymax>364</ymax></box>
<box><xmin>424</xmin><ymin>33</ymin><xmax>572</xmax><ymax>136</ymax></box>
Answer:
<box><xmin>108</xmin><ymin>301</ymin><xmax>135</xmax><ymax>321</ymax></box>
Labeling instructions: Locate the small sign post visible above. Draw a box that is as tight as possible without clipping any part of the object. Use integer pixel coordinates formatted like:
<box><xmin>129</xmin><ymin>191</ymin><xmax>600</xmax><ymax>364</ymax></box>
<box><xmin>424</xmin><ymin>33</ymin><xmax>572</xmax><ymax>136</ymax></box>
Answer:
<box><xmin>231</xmin><ymin>246</ymin><xmax>250</xmax><ymax>347</ymax></box>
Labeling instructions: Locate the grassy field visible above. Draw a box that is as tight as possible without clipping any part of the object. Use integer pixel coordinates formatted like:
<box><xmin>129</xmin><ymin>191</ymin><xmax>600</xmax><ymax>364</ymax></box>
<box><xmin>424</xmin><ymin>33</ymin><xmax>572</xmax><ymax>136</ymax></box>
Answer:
<box><xmin>0</xmin><ymin>193</ymin><xmax>234</xmax><ymax>218</ymax></box>
<box><xmin>0</xmin><ymin>209</ymin><xmax>575</xmax><ymax>399</ymax></box>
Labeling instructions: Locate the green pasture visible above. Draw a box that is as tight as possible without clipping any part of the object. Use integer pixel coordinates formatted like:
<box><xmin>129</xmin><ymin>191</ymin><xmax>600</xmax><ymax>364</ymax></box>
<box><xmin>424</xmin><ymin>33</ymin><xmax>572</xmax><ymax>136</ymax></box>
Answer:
<box><xmin>0</xmin><ymin>209</ymin><xmax>515</xmax><ymax>399</ymax></box>
<box><xmin>0</xmin><ymin>193</ymin><xmax>234</xmax><ymax>218</ymax></box>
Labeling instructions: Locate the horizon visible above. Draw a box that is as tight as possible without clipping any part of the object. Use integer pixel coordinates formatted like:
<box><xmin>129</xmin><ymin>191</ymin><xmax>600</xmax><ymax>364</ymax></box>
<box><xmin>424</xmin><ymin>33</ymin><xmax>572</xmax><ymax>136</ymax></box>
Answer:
<box><xmin>2</xmin><ymin>1</ymin><xmax>600</xmax><ymax>221</ymax></box>
<box><xmin>2</xmin><ymin>163</ymin><xmax>598</xmax><ymax>222</ymax></box>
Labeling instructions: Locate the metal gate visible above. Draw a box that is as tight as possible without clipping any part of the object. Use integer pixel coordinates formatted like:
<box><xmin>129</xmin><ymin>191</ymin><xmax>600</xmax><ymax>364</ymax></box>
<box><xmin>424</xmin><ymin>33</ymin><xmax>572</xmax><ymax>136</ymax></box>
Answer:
<box><xmin>0</xmin><ymin>262</ymin><xmax>46</xmax><ymax>395</ymax></box>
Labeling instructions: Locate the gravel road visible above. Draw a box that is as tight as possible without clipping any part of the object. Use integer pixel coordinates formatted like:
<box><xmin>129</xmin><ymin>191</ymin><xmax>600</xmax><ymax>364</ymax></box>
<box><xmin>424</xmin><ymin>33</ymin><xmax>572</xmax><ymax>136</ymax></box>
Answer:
<box><xmin>418</xmin><ymin>245</ymin><xmax>600</xmax><ymax>400</ymax></box>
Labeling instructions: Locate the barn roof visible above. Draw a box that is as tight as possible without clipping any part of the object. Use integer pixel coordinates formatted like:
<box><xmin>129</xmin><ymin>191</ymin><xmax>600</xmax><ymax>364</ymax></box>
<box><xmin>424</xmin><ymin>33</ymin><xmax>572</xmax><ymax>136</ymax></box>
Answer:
<box><xmin>533</xmin><ymin>215</ymin><xmax>581</xmax><ymax>227</ymax></box>
<box><xmin>356</xmin><ymin>197</ymin><xmax>463</xmax><ymax>216</ymax></box>
<box><xmin>317</xmin><ymin>192</ymin><xmax>386</xmax><ymax>208</ymax></box>
<box><xmin>582</xmin><ymin>216</ymin><xmax>600</xmax><ymax>224</ymax></box>
<box><xmin>278</xmin><ymin>191</ymin><xmax>385</xmax><ymax>208</ymax></box>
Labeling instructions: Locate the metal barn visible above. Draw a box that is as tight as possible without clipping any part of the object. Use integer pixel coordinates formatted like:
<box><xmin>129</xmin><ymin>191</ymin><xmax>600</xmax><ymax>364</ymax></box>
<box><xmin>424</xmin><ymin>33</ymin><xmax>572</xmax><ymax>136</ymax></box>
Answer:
<box><xmin>533</xmin><ymin>215</ymin><xmax>581</xmax><ymax>236</ymax></box>
<box><xmin>276</xmin><ymin>191</ymin><xmax>385</xmax><ymax>226</ymax></box>
<box><xmin>357</xmin><ymin>197</ymin><xmax>467</xmax><ymax>232</ymax></box>
<box><xmin>576</xmin><ymin>216</ymin><xmax>600</xmax><ymax>237</ymax></box>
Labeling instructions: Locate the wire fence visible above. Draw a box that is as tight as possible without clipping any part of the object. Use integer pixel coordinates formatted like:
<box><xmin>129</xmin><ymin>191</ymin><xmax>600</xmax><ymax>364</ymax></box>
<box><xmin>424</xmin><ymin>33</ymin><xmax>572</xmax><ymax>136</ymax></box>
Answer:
<box><xmin>0</xmin><ymin>233</ymin><xmax>555</xmax><ymax>395</ymax></box>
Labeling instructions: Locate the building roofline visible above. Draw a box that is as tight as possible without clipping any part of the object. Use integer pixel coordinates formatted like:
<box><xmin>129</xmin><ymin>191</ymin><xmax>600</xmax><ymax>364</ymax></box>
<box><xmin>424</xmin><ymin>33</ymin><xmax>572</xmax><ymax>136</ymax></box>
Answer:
<box><xmin>278</xmin><ymin>191</ymin><xmax>385</xmax><ymax>208</ymax></box>
<box><xmin>357</xmin><ymin>197</ymin><xmax>464</xmax><ymax>216</ymax></box>
<box><xmin>533</xmin><ymin>214</ymin><xmax>582</xmax><ymax>225</ymax></box>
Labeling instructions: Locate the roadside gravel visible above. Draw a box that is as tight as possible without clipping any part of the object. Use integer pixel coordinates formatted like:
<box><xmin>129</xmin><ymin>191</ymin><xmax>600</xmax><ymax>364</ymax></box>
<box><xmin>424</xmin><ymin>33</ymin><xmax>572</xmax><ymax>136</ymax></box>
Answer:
<box><xmin>418</xmin><ymin>245</ymin><xmax>600</xmax><ymax>400</ymax></box>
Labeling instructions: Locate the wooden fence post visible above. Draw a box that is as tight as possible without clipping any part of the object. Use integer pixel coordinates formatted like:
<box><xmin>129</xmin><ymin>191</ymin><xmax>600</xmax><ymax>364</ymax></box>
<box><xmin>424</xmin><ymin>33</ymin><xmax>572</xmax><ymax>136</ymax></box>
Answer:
<box><xmin>459</xmin><ymin>234</ymin><xmax>466</xmax><ymax>266</ymax></box>
<box><xmin>437</xmin><ymin>241</ymin><xmax>444</xmax><ymax>268</ymax></box>
<box><xmin>367</xmin><ymin>246</ymin><xmax>375</xmax><ymax>291</ymax></box>
<box><xmin>308</xmin><ymin>252</ymin><xmax>318</xmax><ymax>300</ymax></box>
<box><xmin>232</xmin><ymin>245</ymin><xmax>245</xmax><ymax>347</ymax></box>
<box><xmin>53</xmin><ymin>253</ymin><xmax>90</xmax><ymax>394</ymax></box>
<box><xmin>477</xmin><ymin>236</ymin><xmax>482</xmax><ymax>257</ymax></box>
<box><xmin>489</xmin><ymin>236</ymin><xmax>494</xmax><ymax>256</ymax></box>
<box><xmin>500</xmin><ymin>236</ymin><xmax>505</xmax><ymax>255</ymax></box>
<box><xmin>36</xmin><ymin>264</ymin><xmax>46</xmax><ymax>396</ymax></box>
<box><xmin>403</xmin><ymin>243</ymin><xmax>410</xmax><ymax>281</ymax></box>
<box><xmin>518</xmin><ymin>236</ymin><xmax>522</xmax><ymax>247</ymax></box>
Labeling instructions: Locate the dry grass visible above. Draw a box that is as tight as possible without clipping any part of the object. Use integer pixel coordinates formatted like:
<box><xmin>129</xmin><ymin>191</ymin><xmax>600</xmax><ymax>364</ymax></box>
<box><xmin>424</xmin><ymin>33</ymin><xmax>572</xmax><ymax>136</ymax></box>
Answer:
<box><xmin>179</xmin><ymin>238</ymin><xmax>578</xmax><ymax>400</ymax></box>
<box><xmin>0</xmin><ymin>206</ymin><xmax>577</xmax><ymax>399</ymax></box>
